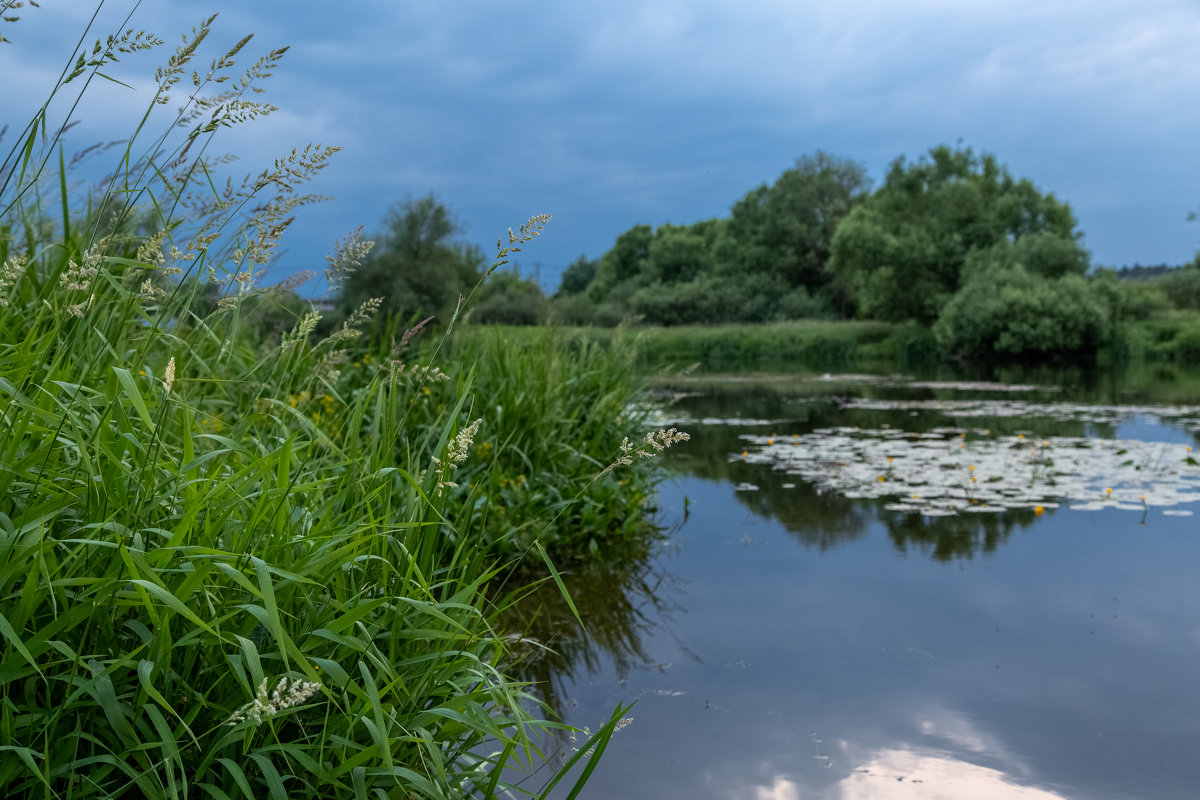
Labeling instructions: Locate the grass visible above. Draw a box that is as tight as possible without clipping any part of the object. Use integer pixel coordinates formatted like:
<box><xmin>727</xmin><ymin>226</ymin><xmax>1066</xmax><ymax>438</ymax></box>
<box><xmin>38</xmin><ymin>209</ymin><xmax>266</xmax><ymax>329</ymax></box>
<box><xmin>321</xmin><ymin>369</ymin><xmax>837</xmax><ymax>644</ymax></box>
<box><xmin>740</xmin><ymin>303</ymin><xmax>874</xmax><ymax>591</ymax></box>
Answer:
<box><xmin>1112</xmin><ymin>315</ymin><xmax>1200</xmax><ymax>365</ymax></box>
<box><xmin>0</xmin><ymin>9</ymin><xmax>668</xmax><ymax>798</ymax></box>
<box><xmin>443</xmin><ymin>327</ymin><xmax>665</xmax><ymax>558</ymax></box>
<box><xmin>508</xmin><ymin>319</ymin><xmax>939</xmax><ymax>373</ymax></box>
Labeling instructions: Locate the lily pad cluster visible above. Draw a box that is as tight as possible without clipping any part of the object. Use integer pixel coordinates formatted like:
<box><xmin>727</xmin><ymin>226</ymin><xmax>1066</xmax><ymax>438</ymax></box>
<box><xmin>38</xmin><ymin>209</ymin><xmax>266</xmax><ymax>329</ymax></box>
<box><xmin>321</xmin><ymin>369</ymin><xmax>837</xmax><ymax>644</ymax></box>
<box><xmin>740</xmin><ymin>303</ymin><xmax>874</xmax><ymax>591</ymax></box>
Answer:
<box><xmin>840</xmin><ymin>398</ymin><xmax>1200</xmax><ymax>430</ymax></box>
<box><xmin>735</xmin><ymin>426</ymin><xmax>1200</xmax><ymax>516</ymax></box>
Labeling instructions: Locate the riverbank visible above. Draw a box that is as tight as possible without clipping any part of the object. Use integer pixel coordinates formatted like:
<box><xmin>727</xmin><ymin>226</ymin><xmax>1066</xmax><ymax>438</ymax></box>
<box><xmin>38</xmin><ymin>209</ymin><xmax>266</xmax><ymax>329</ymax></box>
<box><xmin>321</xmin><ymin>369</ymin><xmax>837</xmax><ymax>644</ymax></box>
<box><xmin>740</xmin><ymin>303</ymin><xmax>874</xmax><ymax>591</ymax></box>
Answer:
<box><xmin>0</xmin><ymin>17</ymin><xmax>659</xmax><ymax>798</ymax></box>
<box><xmin>465</xmin><ymin>313</ymin><xmax>1200</xmax><ymax>375</ymax></box>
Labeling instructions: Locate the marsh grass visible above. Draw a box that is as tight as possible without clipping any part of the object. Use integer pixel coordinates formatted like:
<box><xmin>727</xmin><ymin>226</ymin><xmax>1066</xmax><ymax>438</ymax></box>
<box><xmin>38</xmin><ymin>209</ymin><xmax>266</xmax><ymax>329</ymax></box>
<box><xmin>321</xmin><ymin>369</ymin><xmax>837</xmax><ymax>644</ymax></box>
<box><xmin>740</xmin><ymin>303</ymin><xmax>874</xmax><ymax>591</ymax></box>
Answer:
<box><xmin>518</xmin><ymin>320</ymin><xmax>936</xmax><ymax>373</ymax></box>
<box><xmin>446</xmin><ymin>327</ymin><xmax>663</xmax><ymax>556</ymax></box>
<box><xmin>0</xmin><ymin>8</ymin><xmax>658</xmax><ymax>798</ymax></box>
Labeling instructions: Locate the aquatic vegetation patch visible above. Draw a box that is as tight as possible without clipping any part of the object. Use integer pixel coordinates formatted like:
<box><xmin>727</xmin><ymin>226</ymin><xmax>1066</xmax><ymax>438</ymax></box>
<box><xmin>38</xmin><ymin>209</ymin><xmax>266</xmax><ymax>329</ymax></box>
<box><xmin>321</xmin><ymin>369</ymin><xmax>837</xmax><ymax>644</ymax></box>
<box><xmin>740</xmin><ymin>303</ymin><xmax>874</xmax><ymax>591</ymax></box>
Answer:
<box><xmin>840</xmin><ymin>398</ymin><xmax>1200</xmax><ymax>430</ymax></box>
<box><xmin>735</xmin><ymin>427</ymin><xmax>1200</xmax><ymax>516</ymax></box>
<box><xmin>646</xmin><ymin>408</ymin><xmax>787</xmax><ymax>427</ymax></box>
<box><xmin>902</xmin><ymin>380</ymin><xmax>1056</xmax><ymax>393</ymax></box>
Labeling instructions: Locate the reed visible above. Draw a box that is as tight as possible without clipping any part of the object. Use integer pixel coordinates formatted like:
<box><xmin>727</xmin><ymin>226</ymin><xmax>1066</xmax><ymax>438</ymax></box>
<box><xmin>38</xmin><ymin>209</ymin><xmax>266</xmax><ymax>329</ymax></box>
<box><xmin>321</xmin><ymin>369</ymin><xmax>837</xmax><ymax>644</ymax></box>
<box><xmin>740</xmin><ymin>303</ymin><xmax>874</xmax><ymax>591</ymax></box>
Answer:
<box><xmin>0</xmin><ymin>8</ymin><xmax>660</xmax><ymax>797</ymax></box>
<box><xmin>518</xmin><ymin>320</ymin><xmax>937</xmax><ymax>372</ymax></box>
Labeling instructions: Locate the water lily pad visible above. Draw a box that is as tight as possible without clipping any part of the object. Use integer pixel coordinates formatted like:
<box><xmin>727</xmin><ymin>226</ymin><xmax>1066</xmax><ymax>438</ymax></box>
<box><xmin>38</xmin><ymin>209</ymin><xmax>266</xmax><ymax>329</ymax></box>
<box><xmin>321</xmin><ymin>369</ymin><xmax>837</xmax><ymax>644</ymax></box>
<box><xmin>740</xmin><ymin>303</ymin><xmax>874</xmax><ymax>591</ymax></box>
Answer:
<box><xmin>736</xmin><ymin>424</ymin><xmax>1200</xmax><ymax>516</ymax></box>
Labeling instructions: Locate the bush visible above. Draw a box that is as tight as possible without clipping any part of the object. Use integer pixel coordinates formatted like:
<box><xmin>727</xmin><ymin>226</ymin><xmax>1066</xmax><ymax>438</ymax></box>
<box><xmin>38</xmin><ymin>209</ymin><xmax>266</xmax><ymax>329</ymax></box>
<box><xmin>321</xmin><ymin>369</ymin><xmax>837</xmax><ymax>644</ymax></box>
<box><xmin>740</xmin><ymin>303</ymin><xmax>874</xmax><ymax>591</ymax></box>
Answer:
<box><xmin>468</xmin><ymin>268</ymin><xmax>546</xmax><ymax>325</ymax></box>
<box><xmin>1158</xmin><ymin>264</ymin><xmax>1200</xmax><ymax>311</ymax></box>
<box><xmin>629</xmin><ymin>278</ymin><xmax>723</xmax><ymax>326</ymax></box>
<box><xmin>547</xmin><ymin>291</ymin><xmax>599</xmax><ymax>325</ymax></box>
<box><xmin>829</xmin><ymin>145</ymin><xmax>1086</xmax><ymax>325</ymax></box>
<box><xmin>1172</xmin><ymin>322</ymin><xmax>1200</xmax><ymax>363</ymax></box>
<box><xmin>934</xmin><ymin>267</ymin><xmax>1109</xmax><ymax>359</ymax></box>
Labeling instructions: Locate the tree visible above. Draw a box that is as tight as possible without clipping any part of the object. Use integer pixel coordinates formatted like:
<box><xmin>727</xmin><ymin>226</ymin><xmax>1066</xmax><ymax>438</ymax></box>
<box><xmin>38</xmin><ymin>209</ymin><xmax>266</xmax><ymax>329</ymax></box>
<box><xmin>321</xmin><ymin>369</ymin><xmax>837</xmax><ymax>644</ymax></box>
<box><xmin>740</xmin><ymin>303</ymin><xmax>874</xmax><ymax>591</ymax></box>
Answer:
<box><xmin>469</xmin><ymin>268</ymin><xmax>546</xmax><ymax>325</ymax></box>
<box><xmin>586</xmin><ymin>224</ymin><xmax>654</xmax><ymax>302</ymax></box>
<box><xmin>579</xmin><ymin>153</ymin><xmax>869</xmax><ymax>325</ymax></box>
<box><xmin>829</xmin><ymin>145</ymin><xmax>1085</xmax><ymax>324</ymax></box>
<box><xmin>340</xmin><ymin>194</ymin><xmax>484</xmax><ymax>321</ymax></box>
<box><xmin>721</xmin><ymin>151</ymin><xmax>871</xmax><ymax>302</ymax></box>
<box><xmin>643</xmin><ymin>223</ymin><xmax>716</xmax><ymax>284</ymax></box>
<box><xmin>557</xmin><ymin>255</ymin><xmax>597</xmax><ymax>296</ymax></box>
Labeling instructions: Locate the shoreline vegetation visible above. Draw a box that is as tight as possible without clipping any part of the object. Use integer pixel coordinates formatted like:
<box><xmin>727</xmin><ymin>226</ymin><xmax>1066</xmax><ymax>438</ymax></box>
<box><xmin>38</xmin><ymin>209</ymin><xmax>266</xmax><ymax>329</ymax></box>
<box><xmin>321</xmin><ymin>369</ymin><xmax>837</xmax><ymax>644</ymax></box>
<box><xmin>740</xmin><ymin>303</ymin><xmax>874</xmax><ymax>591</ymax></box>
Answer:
<box><xmin>323</xmin><ymin>151</ymin><xmax>1200</xmax><ymax>369</ymax></box>
<box><xmin>333</xmin><ymin>155</ymin><xmax>1200</xmax><ymax>371</ymax></box>
<box><xmin>534</xmin><ymin>148</ymin><xmax>1200</xmax><ymax>367</ymax></box>
<box><xmin>474</xmin><ymin>315</ymin><xmax>1200</xmax><ymax>374</ymax></box>
<box><xmin>4</xmin><ymin>3</ymin><xmax>1196</xmax><ymax>798</ymax></box>
<box><xmin>0</xmin><ymin>10</ymin><xmax>680</xmax><ymax>798</ymax></box>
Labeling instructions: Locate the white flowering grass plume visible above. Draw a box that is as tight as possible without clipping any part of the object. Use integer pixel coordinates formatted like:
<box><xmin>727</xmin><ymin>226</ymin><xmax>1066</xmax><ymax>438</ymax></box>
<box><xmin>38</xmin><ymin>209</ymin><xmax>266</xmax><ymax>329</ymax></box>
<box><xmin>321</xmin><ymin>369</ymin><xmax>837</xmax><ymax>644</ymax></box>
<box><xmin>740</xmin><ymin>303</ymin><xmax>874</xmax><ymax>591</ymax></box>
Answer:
<box><xmin>601</xmin><ymin>427</ymin><xmax>691</xmax><ymax>476</ymax></box>
<box><xmin>570</xmin><ymin>716</ymin><xmax>634</xmax><ymax>757</ymax></box>
<box><xmin>433</xmin><ymin>418</ymin><xmax>482</xmax><ymax>496</ymax></box>
<box><xmin>226</xmin><ymin>676</ymin><xmax>322</xmax><ymax>726</ymax></box>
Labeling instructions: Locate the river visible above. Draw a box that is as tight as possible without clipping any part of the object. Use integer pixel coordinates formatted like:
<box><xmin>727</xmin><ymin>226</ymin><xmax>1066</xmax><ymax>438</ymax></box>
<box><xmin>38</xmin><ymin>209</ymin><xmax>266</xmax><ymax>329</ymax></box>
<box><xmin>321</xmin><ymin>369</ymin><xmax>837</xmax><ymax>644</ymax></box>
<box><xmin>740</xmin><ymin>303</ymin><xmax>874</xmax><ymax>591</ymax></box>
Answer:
<box><xmin>520</xmin><ymin>366</ymin><xmax>1200</xmax><ymax>799</ymax></box>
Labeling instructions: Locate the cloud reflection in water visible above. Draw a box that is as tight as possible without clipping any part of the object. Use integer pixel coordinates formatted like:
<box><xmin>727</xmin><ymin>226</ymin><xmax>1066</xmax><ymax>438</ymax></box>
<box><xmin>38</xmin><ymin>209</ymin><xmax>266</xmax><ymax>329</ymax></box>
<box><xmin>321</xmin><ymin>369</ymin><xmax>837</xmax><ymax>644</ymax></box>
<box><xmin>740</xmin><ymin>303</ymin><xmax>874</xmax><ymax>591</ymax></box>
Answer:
<box><xmin>838</xmin><ymin>748</ymin><xmax>1069</xmax><ymax>799</ymax></box>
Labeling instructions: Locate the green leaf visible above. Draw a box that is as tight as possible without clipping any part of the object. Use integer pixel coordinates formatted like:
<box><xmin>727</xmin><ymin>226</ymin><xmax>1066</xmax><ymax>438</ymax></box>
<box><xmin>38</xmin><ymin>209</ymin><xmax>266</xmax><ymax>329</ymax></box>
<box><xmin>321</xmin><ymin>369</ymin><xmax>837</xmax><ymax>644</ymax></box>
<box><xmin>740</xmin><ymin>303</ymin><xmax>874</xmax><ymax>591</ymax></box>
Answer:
<box><xmin>113</xmin><ymin>367</ymin><xmax>156</xmax><ymax>431</ymax></box>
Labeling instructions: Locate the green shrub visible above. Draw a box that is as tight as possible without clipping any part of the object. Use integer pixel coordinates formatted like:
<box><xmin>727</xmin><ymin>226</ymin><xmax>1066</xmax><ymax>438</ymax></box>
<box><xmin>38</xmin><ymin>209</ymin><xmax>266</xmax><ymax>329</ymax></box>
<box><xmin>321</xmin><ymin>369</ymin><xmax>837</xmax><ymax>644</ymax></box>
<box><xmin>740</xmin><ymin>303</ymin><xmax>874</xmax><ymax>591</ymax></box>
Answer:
<box><xmin>468</xmin><ymin>268</ymin><xmax>546</xmax><ymax>325</ymax></box>
<box><xmin>1172</xmin><ymin>322</ymin><xmax>1200</xmax><ymax>362</ymax></box>
<box><xmin>1158</xmin><ymin>264</ymin><xmax>1200</xmax><ymax>311</ymax></box>
<box><xmin>934</xmin><ymin>267</ymin><xmax>1109</xmax><ymax>359</ymax></box>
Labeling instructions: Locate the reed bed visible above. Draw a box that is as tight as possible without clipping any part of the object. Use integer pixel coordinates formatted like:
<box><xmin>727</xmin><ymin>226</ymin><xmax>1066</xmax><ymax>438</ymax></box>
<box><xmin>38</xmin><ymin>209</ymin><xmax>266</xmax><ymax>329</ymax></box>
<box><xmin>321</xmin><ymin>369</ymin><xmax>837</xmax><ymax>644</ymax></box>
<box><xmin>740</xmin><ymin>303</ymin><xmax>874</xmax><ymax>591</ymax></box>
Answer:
<box><xmin>509</xmin><ymin>320</ymin><xmax>937</xmax><ymax>372</ymax></box>
<box><xmin>0</xmin><ymin>8</ymin><xmax>666</xmax><ymax>798</ymax></box>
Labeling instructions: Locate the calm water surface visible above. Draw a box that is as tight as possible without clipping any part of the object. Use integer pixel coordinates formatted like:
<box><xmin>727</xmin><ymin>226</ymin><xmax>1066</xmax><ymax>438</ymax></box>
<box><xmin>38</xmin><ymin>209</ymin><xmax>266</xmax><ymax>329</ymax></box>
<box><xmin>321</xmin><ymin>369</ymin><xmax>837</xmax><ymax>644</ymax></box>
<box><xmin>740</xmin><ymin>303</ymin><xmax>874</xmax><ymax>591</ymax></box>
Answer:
<box><xmin>527</xmin><ymin>370</ymin><xmax>1200</xmax><ymax>799</ymax></box>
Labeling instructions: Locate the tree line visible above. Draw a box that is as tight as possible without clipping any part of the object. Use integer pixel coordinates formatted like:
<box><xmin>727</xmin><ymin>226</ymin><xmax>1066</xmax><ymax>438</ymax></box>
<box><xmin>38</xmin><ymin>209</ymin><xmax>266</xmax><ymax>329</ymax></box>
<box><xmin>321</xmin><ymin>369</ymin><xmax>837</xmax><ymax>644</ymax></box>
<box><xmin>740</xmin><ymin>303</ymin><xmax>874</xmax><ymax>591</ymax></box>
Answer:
<box><xmin>548</xmin><ymin>144</ymin><xmax>1199</xmax><ymax>360</ymax></box>
<box><xmin>237</xmin><ymin>144</ymin><xmax>1200</xmax><ymax>361</ymax></box>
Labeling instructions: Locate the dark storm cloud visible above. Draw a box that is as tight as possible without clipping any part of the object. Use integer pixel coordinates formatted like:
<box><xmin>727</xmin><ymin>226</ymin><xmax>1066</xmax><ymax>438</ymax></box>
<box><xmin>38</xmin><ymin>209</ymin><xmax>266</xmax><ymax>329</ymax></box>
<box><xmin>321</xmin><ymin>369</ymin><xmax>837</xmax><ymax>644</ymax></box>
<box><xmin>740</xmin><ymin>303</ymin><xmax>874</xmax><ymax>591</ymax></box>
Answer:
<box><xmin>6</xmin><ymin>0</ymin><xmax>1200</xmax><ymax>291</ymax></box>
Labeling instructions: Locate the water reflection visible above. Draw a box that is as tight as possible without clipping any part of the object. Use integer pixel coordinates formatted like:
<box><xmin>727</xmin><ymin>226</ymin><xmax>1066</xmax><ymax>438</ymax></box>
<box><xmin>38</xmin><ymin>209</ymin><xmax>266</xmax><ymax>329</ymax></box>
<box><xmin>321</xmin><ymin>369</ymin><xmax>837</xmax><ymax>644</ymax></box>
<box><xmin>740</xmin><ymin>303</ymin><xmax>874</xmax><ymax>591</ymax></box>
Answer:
<box><xmin>836</xmin><ymin>748</ymin><xmax>1070</xmax><ymax>799</ymax></box>
<box><xmin>533</xmin><ymin>371</ymin><xmax>1200</xmax><ymax>798</ymax></box>
<box><xmin>500</xmin><ymin>541</ymin><xmax>690</xmax><ymax>720</ymax></box>
<box><xmin>754</xmin><ymin>755</ymin><xmax>1071</xmax><ymax>800</ymax></box>
<box><xmin>654</xmin><ymin>372</ymin><xmax>1200</xmax><ymax>560</ymax></box>
<box><xmin>883</xmin><ymin>509</ymin><xmax>1032</xmax><ymax>561</ymax></box>
<box><xmin>665</xmin><ymin>420</ymin><xmax>871</xmax><ymax>551</ymax></box>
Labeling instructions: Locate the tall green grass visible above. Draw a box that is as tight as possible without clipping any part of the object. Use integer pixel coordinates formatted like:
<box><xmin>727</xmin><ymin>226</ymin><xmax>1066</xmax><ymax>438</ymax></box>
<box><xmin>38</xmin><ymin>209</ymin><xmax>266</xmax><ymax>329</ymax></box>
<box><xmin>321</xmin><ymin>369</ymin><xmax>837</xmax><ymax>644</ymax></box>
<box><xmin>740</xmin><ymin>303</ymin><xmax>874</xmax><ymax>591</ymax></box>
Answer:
<box><xmin>0</xmin><ymin>9</ymin><xmax>665</xmax><ymax>798</ymax></box>
<box><xmin>522</xmin><ymin>320</ymin><xmax>937</xmax><ymax>373</ymax></box>
<box><xmin>444</xmin><ymin>328</ymin><xmax>659</xmax><ymax>558</ymax></box>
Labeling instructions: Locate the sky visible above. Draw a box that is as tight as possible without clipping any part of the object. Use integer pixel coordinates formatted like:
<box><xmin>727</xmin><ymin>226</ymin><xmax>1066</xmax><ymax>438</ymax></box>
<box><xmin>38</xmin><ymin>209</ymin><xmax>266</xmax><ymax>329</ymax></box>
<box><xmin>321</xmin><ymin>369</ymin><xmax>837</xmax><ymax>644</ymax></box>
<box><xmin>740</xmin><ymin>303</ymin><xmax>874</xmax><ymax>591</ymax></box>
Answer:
<box><xmin>5</xmin><ymin>0</ymin><xmax>1200</xmax><ymax>294</ymax></box>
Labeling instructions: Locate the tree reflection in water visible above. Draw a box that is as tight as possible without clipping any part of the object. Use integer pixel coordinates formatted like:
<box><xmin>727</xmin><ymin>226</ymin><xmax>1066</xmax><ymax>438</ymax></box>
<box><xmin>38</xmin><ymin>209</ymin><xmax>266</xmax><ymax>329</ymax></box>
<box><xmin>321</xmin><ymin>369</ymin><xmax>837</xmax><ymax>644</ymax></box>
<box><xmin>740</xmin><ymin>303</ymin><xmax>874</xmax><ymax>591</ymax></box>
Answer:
<box><xmin>497</xmin><ymin>528</ymin><xmax>693</xmax><ymax>724</ymax></box>
<box><xmin>650</xmin><ymin>371</ymin><xmax>1190</xmax><ymax>561</ymax></box>
<box><xmin>881</xmin><ymin>508</ymin><xmax>1037</xmax><ymax>561</ymax></box>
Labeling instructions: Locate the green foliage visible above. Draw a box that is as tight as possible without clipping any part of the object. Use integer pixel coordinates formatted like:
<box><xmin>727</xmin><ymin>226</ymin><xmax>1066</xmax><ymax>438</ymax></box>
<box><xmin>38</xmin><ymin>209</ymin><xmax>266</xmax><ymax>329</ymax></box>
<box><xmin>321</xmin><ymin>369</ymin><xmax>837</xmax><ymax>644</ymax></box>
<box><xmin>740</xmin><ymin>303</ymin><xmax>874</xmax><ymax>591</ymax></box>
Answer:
<box><xmin>628</xmin><ymin>276</ymin><xmax>726</xmax><ymax>326</ymax></box>
<box><xmin>721</xmin><ymin>151</ymin><xmax>870</xmax><ymax>294</ymax></box>
<box><xmin>446</xmin><ymin>327</ymin><xmax>657</xmax><ymax>556</ymax></box>
<box><xmin>585</xmin><ymin>223</ymin><xmax>655</xmax><ymax>300</ymax></box>
<box><xmin>0</xmin><ymin>11</ymin><xmax>660</xmax><ymax>798</ymax></box>
<box><xmin>558</xmin><ymin>254</ymin><xmax>597</xmax><ymax>295</ymax></box>
<box><xmin>547</xmin><ymin>291</ymin><xmax>602</xmax><ymax>326</ymax></box>
<box><xmin>1155</xmin><ymin>263</ymin><xmax>1200</xmax><ymax>311</ymax></box>
<box><xmin>573</xmin><ymin>152</ymin><xmax>868</xmax><ymax>325</ymax></box>
<box><xmin>557</xmin><ymin>320</ymin><xmax>911</xmax><ymax>371</ymax></box>
<box><xmin>963</xmin><ymin>231</ymin><xmax>1089</xmax><ymax>280</ymax></box>
<box><xmin>933</xmin><ymin>266</ymin><xmax>1109</xmax><ymax>359</ymax></box>
<box><xmin>468</xmin><ymin>268</ymin><xmax>546</xmax><ymax>325</ymax></box>
<box><xmin>1120</xmin><ymin>316</ymin><xmax>1200</xmax><ymax>364</ymax></box>
<box><xmin>829</xmin><ymin>145</ymin><xmax>1086</xmax><ymax>324</ymax></box>
<box><xmin>1090</xmin><ymin>268</ymin><xmax>1171</xmax><ymax>324</ymax></box>
<box><xmin>340</xmin><ymin>195</ymin><xmax>485</xmax><ymax>322</ymax></box>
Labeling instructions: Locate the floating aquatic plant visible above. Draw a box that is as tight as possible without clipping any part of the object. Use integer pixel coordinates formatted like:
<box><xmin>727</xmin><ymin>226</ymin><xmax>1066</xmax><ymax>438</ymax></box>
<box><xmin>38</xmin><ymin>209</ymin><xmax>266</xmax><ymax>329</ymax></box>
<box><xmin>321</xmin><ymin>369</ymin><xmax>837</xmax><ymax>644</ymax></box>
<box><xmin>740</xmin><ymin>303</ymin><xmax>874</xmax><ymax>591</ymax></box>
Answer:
<box><xmin>736</xmin><ymin>426</ymin><xmax>1200</xmax><ymax>516</ymax></box>
<box><xmin>839</xmin><ymin>398</ymin><xmax>1200</xmax><ymax>430</ymax></box>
